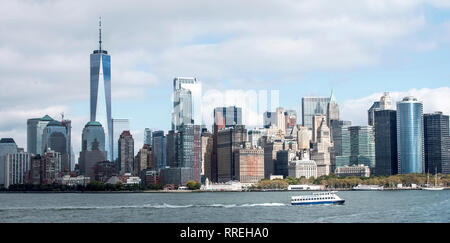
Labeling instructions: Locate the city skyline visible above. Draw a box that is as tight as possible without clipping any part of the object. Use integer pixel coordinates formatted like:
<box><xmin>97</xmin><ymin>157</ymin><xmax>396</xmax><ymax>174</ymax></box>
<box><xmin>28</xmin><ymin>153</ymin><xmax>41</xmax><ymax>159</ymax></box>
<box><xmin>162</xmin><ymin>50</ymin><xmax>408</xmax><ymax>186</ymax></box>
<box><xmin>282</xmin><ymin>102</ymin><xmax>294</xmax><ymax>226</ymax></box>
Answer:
<box><xmin>2</xmin><ymin>1</ymin><xmax>450</xmax><ymax>160</ymax></box>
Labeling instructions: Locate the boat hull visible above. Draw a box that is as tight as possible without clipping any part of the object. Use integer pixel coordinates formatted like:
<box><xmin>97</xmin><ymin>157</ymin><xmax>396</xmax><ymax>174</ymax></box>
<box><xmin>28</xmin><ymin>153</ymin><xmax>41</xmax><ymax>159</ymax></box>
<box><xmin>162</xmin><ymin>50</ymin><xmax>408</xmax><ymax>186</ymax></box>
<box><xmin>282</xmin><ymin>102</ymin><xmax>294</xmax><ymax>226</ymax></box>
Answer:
<box><xmin>422</xmin><ymin>188</ymin><xmax>444</xmax><ymax>191</ymax></box>
<box><xmin>291</xmin><ymin>200</ymin><xmax>345</xmax><ymax>205</ymax></box>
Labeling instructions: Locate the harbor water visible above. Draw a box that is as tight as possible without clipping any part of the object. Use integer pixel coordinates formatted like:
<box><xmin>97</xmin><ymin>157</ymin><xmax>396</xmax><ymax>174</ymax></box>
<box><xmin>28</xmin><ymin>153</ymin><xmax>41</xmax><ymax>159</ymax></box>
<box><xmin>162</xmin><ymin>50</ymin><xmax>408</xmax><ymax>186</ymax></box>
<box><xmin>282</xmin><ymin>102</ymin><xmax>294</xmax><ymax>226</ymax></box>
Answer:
<box><xmin>0</xmin><ymin>190</ymin><xmax>448</xmax><ymax>223</ymax></box>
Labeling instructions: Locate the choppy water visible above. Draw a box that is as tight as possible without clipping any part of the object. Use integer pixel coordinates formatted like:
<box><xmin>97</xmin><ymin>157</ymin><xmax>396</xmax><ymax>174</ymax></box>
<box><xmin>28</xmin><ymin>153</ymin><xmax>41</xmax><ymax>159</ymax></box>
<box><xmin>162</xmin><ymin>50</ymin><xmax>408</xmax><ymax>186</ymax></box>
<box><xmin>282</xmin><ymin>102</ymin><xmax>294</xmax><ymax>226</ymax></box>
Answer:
<box><xmin>0</xmin><ymin>190</ymin><xmax>448</xmax><ymax>222</ymax></box>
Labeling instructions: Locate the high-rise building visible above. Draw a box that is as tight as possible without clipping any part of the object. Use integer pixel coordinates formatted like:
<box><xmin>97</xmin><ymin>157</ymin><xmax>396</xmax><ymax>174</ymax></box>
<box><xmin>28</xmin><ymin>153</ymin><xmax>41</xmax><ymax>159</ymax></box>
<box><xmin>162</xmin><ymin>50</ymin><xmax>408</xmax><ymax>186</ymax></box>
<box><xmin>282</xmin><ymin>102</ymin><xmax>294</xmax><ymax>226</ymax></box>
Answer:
<box><xmin>275</xmin><ymin>150</ymin><xmax>295</xmax><ymax>178</ymax></box>
<box><xmin>301</xmin><ymin>96</ymin><xmax>329</xmax><ymax>129</ymax></box>
<box><xmin>424</xmin><ymin>112</ymin><xmax>450</xmax><ymax>174</ymax></box>
<box><xmin>234</xmin><ymin>146</ymin><xmax>265</xmax><ymax>183</ymax></box>
<box><xmin>214</xmin><ymin>106</ymin><xmax>242</xmax><ymax>128</ymax></box>
<box><xmin>263</xmin><ymin>108</ymin><xmax>286</xmax><ymax>135</ymax></box>
<box><xmin>112</xmin><ymin>118</ymin><xmax>130</xmax><ymax>163</ymax></box>
<box><xmin>172</xmin><ymin>77</ymin><xmax>202</xmax><ymax>130</ymax></box>
<box><xmin>397</xmin><ymin>96</ymin><xmax>424</xmax><ymax>174</ymax></box>
<box><xmin>160</xmin><ymin>125</ymin><xmax>202</xmax><ymax>185</ymax></box>
<box><xmin>349</xmin><ymin>126</ymin><xmax>376</xmax><ymax>169</ymax></box>
<box><xmin>118</xmin><ymin>131</ymin><xmax>134</xmax><ymax>175</ymax></box>
<box><xmin>369</xmin><ymin>92</ymin><xmax>393</xmax><ymax>136</ymax></box>
<box><xmin>144</xmin><ymin>128</ymin><xmax>152</xmax><ymax>146</ymax></box>
<box><xmin>78</xmin><ymin>121</ymin><xmax>107</xmax><ymax>180</ymax></box>
<box><xmin>90</xmin><ymin>18</ymin><xmax>113</xmax><ymax>161</ymax></box>
<box><xmin>374</xmin><ymin>110</ymin><xmax>398</xmax><ymax>176</ymax></box>
<box><xmin>264</xmin><ymin>140</ymin><xmax>284</xmax><ymax>179</ymax></box>
<box><xmin>368</xmin><ymin>101</ymin><xmax>381</xmax><ymax>127</ymax></box>
<box><xmin>327</xmin><ymin>90</ymin><xmax>339</xmax><ymax>126</ymax></box>
<box><xmin>379</xmin><ymin>92</ymin><xmax>393</xmax><ymax>110</ymax></box>
<box><xmin>42</xmin><ymin>120</ymin><xmax>70</xmax><ymax>173</ymax></box>
<box><xmin>312</xmin><ymin>114</ymin><xmax>327</xmax><ymax>143</ymax></box>
<box><xmin>179</xmin><ymin>125</ymin><xmax>202</xmax><ymax>181</ymax></box>
<box><xmin>310</xmin><ymin>117</ymin><xmax>332</xmax><ymax>177</ymax></box>
<box><xmin>41</xmin><ymin>150</ymin><xmax>62</xmax><ymax>185</ymax></box>
<box><xmin>135</xmin><ymin>144</ymin><xmax>151</xmax><ymax>175</ymax></box>
<box><xmin>284</xmin><ymin>110</ymin><xmax>297</xmax><ymax>130</ymax></box>
<box><xmin>152</xmin><ymin>131</ymin><xmax>166</xmax><ymax>169</ymax></box>
<box><xmin>217</xmin><ymin>125</ymin><xmax>247</xmax><ymax>182</ymax></box>
<box><xmin>211</xmin><ymin>106</ymin><xmax>243</xmax><ymax>182</ymax></box>
<box><xmin>295</xmin><ymin>125</ymin><xmax>311</xmax><ymax>150</ymax></box>
<box><xmin>0</xmin><ymin>138</ymin><xmax>18</xmax><ymax>187</ymax></box>
<box><xmin>201</xmin><ymin>131</ymin><xmax>213</xmax><ymax>181</ymax></box>
<box><xmin>27</xmin><ymin>115</ymin><xmax>54</xmax><ymax>155</ymax></box>
<box><xmin>330</xmin><ymin>120</ymin><xmax>351</xmax><ymax>170</ymax></box>
<box><xmin>4</xmin><ymin>152</ymin><xmax>31</xmax><ymax>188</ymax></box>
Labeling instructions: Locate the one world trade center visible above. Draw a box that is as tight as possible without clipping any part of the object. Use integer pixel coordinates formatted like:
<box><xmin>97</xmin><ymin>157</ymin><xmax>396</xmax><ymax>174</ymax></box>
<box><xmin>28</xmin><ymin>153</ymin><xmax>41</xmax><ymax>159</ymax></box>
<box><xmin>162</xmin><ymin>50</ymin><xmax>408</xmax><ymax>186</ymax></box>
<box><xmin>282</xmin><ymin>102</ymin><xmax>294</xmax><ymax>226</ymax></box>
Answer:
<box><xmin>90</xmin><ymin>18</ymin><xmax>113</xmax><ymax>161</ymax></box>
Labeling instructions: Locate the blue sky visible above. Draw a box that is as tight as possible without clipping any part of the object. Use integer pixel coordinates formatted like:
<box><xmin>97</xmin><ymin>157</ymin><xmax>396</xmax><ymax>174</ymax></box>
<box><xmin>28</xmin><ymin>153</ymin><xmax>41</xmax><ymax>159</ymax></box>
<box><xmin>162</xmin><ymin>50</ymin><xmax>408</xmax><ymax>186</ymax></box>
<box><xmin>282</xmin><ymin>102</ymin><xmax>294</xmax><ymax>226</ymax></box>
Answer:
<box><xmin>1</xmin><ymin>0</ymin><xmax>450</xmax><ymax>157</ymax></box>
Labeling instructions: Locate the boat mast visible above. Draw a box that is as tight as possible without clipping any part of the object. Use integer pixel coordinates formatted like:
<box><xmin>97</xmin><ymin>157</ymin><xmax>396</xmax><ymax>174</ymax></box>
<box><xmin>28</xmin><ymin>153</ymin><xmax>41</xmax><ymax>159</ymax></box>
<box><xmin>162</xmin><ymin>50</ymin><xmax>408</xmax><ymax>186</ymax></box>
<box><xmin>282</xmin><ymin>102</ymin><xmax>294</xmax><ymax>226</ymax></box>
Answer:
<box><xmin>435</xmin><ymin>167</ymin><xmax>438</xmax><ymax>187</ymax></box>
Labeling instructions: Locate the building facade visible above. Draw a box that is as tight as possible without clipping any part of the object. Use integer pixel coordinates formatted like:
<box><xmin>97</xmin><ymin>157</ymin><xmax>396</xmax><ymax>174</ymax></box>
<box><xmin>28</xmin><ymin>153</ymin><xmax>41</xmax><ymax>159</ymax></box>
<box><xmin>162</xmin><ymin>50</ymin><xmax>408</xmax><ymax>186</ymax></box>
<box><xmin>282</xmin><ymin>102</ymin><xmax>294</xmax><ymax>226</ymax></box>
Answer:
<box><xmin>27</xmin><ymin>115</ymin><xmax>53</xmax><ymax>155</ymax></box>
<box><xmin>397</xmin><ymin>96</ymin><xmax>424</xmax><ymax>174</ymax></box>
<box><xmin>112</xmin><ymin>118</ymin><xmax>130</xmax><ymax>163</ymax></box>
<box><xmin>233</xmin><ymin>147</ymin><xmax>265</xmax><ymax>183</ymax></box>
<box><xmin>349</xmin><ymin>126</ymin><xmax>375</xmax><ymax>169</ymax></box>
<box><xmin>118</xmin><ymin>131</ymin><xmax>134</xmax><ymax>175</ymax></box>
<box><xmin>424</xmin><ymin>112</ymin><xmax>450</xmax><ymax>174</ymax></box>
<box><xmin>335</xmin><ymin>164</ymin><xmax>371</xmax><ymax>177</ymax></box>
<box><xmin>78</xmin><ymin>121</ymin><xmax>107</xmax><ymax>180</ymax></box>
<box><xmin>90</xmin><ymin>20</ymin><xmax>113</xmax><ymax>162</ymax></box>
<box><xmin>374</xmin><ymin>110</ymin><xmax>398</xmax><ymax>176</ymax></box>
<box><xmin>0</xmin><ymin>138</ymin><xmax>18</xmax><ymax>187</ymax></box>
<box><xmin>172</xmin><ymin>77</ymin><xmax>202</xmax><ymax>130</ymax></box>
<box><xmin>217</xmin><ymin>125</ymin><xmax>247</xmax><ymax>182</ymax></box>
<box><xmin>310</xmin><ymin>118</ymin><xmax>332</xmax><ymax>177</ymax></box>
<box><xmin>301</xmin><ymin>96</ymin><xmax>329</xmax><ymax>129</ymax></box>
<box><xmin>288</xmin><ymin>158</ymin><xmax>317</xmax><ymax>179</ymax></box>
<box><xmin>152</xmin><ymin>130</ymin><xmax>167</xmax><ymax>169</ymax></box>
<box><xmin>4</xmin><ymin>152</ymin><xmax>31</xmax><ymax>188</ymax></box>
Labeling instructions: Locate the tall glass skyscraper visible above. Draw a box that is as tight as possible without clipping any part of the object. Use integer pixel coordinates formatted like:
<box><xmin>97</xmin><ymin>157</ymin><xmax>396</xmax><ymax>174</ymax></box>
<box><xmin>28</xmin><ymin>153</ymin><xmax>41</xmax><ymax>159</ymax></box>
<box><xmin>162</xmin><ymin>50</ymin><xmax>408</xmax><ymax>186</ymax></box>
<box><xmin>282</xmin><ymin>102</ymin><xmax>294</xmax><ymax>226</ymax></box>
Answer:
<box><xmin>397</xmin><ymin>96</ymin><xmax>424</xmax><ymax>174</ymax></box>
<box><xmin>424</xmin><ymin>112</ymin><xmax>449</xmax><ymax>174</ymax></box>
<box><xmin>374</xmin><ymin>110</ymin><xmax>398</xmax><ymax>176</ymax></box>
<box><xmin>301</xmin><ymin>97</ymin><xmax>329</xmax><ymax>129</ymax></box>
<box><xmin>349</xmin><ymin>126</ymin><xmax>375</xmax><ymax>168</ymax></box>
<box><xmin>27</xmin><ymin>115</ymin><xmax>54</xmax><ymax>155</ymax></box>
<box><xmin>172</xmin><ymin>77</ymin><xmax>202</xmax><ymax>131</ymax></box>
<box><xmin>90</xmin><ymin>18</ymin><xmax>112</xmax><ymax>161</ymax></box>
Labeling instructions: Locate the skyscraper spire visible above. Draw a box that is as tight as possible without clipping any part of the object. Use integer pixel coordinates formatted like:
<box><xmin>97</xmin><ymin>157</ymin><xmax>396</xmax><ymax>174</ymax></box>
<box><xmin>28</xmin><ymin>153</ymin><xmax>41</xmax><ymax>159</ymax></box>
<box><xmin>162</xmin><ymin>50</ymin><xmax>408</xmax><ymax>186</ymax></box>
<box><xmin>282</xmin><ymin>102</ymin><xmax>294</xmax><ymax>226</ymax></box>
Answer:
<box><xmin>98</xmin><ymin>17</ymin><xmax>102</xmax><ymax>51</ymax></box>
<box><xmin>329</xmin><ymin>89</ymin><xmax>336</xmax><ymax>103</ymax></box>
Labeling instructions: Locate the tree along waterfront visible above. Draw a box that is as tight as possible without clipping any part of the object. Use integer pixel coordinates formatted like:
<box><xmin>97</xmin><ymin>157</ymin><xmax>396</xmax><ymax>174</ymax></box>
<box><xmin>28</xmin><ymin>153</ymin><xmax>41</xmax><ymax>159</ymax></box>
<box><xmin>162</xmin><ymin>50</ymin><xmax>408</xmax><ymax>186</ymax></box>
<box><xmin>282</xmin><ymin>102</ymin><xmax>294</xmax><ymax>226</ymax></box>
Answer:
<box><xmin>251</xmin><ymin>173</ymin><xmax>450</xmax><ymax>190</ymax></box>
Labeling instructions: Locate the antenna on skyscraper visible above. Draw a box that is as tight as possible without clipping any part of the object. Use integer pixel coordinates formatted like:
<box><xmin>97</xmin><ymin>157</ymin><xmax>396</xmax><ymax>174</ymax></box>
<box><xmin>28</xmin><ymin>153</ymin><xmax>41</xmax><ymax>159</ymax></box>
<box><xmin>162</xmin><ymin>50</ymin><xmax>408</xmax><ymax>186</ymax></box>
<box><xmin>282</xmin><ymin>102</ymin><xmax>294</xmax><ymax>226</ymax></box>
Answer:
<box><xmin>98</xmin><ymin>16</ymin><xmax>102</xmax><ymax>51</ymax></box>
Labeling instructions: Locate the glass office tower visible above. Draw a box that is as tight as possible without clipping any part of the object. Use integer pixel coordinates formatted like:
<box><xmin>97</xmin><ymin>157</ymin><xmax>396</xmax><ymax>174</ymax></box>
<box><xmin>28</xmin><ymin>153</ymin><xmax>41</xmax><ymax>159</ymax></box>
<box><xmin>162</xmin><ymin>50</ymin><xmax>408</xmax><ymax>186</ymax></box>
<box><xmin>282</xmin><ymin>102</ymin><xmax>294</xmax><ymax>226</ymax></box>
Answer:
<box><xmin>214</xmin><ymin>106</ymin><xmax>243</xmax><ymax>128</ymax></box>
<box><xmin>349</xmin><ymin>126</ymin><xmax>375</xmax><ymax>168</ymax></box>
<box><xmin>27</xmin><ymin>115</ymin><xmax>54</xmax><ymax>155</ymax></box>
<box><xmin>301</xmin><ymin>97</ymin><xmax>329</xmax><ymax>129</ymax></box>
<box><xmin>424</xmin><ymin>112</ymin><xmax>450</xmax><ymax>174</ymax></box>
<box><xmin>374</xmin><ymin>110</ymin><xmax>398</xmax><ymax>176</ymax></box>
<box><xmin>172</xmin><ymin>77</ymin><xmax>202</xmax><ymax>131</ymax></box>
<box><xmin>90</xmin><ymin>19</ymin><xmax>112</xmax><ymax>161</ymax></box>
<box><xmin>397</xmin><ymin>96</ymin><xmax>424</xmax><ymax>174</ymax></box>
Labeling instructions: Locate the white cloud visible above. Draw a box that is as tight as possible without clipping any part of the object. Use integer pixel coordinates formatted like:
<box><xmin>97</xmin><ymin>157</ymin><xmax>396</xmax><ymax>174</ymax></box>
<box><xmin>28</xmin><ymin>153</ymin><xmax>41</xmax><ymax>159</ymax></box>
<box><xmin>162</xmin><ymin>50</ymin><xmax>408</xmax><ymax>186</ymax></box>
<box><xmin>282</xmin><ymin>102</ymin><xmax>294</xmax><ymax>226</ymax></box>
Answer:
<box><xmin>1</xmin><ymin>0</ymin><xmax>450</xmax><ymax>159</ymax></box>
<box><xmin>341</xmin><ymin>87</ymin><xmax>450</xmax><ymax>126</ymax></box>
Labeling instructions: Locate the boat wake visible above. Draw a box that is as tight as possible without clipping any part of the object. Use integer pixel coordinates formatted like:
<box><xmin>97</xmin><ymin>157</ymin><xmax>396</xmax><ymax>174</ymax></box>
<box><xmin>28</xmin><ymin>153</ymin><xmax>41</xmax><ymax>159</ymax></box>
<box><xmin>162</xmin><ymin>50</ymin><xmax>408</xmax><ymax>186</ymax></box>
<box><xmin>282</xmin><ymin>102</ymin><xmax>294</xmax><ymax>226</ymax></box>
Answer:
<box><xmin>0</xmin><ymin>202</ymin><xmax>287</xmax><ymax>211</ymax></box>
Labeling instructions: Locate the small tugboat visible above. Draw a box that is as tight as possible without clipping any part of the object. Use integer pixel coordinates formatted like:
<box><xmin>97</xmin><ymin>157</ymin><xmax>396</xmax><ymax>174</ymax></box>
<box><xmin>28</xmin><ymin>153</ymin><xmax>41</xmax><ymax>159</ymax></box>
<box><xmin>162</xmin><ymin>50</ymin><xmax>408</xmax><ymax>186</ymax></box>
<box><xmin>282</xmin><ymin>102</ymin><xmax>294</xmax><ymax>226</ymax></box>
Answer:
<box><xmin>291</xmin><ymin>191</ymin><xmax>345</xmax><ymax>205</ymax></box>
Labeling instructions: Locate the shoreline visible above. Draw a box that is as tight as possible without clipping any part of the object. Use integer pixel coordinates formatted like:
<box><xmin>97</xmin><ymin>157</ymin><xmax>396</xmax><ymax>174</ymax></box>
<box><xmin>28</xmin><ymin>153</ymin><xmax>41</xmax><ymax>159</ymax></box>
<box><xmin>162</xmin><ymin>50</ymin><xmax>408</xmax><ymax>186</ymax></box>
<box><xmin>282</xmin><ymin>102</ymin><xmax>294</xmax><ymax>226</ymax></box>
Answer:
<box><xmin>0</xmin><ymin>187</ymin><xmax>447</xmax><ymax>193</ymax></box>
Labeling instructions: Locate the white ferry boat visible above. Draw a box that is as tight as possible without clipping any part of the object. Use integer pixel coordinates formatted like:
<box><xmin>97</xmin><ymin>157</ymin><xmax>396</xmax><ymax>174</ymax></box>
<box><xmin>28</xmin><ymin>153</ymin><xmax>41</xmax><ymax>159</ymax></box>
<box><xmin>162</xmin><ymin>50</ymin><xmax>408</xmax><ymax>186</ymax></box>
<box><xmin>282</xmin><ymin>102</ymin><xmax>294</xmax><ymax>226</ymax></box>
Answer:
<box><xmin>291</xmin><ymin>191</ymin><xmax>345</xmax><ymax>205</ymax></box>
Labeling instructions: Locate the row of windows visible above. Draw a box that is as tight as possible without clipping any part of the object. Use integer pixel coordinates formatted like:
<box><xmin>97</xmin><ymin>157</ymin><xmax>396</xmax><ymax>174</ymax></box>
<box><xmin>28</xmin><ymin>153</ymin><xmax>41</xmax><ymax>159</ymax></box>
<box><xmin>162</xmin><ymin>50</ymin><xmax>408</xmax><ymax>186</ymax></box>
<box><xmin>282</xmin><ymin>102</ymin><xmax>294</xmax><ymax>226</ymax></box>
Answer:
<box><xmin>293</xmin><ymin>197</ymin><xmax>335</xmax><ymax>201</ymax></box>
